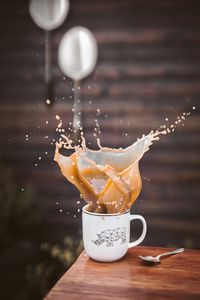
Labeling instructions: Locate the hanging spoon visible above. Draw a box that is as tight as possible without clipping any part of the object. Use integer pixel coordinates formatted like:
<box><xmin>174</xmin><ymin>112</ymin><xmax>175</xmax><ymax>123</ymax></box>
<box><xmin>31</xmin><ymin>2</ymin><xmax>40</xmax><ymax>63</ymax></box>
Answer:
<box><xmin>58</xmin><ymin>26</ymin><xmax>98</xmax><ymax>138</ymax></box>
<box><xmin>29</xmin><ymin>0</ymin><xmax>70</xmax><ymax>103</ymax></box>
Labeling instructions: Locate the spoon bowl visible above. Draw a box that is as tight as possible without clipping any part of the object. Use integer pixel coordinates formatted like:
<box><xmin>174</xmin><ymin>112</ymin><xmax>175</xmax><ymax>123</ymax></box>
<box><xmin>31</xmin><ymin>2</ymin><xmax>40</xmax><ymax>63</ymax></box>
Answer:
<box><xmin>29</xmin><ymin>0</ymin><xmax>69</xmax><ymax>31</ymax></box>
<box><xmin>58</xmin><ymin>26</ymin><xmax>98</xmax><ymax>81</ymax></box>
<box><xmin>139</xmin><ymin>255</ymin><xmax>160</xmax><ymax>263</ymax></box>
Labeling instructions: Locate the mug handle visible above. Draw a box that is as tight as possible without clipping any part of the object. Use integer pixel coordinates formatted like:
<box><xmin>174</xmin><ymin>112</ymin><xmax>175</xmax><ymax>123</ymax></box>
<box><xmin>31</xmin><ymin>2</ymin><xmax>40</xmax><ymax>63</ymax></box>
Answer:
<box><xmin>128</xmin><ymin>214</ymin><xmax>147</xmax><ymax>248</ymax></box>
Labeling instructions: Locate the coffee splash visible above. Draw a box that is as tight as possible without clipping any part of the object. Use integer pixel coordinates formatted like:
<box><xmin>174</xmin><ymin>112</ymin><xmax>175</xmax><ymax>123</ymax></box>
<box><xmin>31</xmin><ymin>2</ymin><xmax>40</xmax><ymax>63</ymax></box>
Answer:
<box><xmin>54</xmin><ymin>107</ymin><xmax>195</xmax><ymax>214</ymax></box>
<box><xmin>54</xmin><ymin>129</ymin><xmax>166</xmax><ymax>214</ymax></box>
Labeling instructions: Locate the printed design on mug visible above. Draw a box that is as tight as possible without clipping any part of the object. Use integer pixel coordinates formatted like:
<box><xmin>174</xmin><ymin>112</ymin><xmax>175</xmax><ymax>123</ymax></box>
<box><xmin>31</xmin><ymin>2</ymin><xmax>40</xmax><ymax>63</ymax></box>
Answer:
<box><xmin>92</xmin><ymin>227</ymin><xmax>126</xmax><ymax>247</ymax></box>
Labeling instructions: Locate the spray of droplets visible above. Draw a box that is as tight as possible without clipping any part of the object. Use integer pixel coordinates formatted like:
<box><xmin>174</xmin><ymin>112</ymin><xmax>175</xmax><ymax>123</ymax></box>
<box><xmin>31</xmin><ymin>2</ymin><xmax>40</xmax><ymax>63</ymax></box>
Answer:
<box><xmin>160</xmin><ymin>107</ymin><xmax>196</xmax><ymax>134</ymax></box>
<box><xmin>56</xmin><ymin>198</ymin><xmax>82</xmax><ymax>217</ymax></box>
<box><xmin>53</xmin><ymin>112</ymin><xmax>86</xmax><ymax>154</ymax></box>
<box><xmin>55</xmin><ymin>115</ymin><xmax>65</xmax><ymax>134</ymax></box>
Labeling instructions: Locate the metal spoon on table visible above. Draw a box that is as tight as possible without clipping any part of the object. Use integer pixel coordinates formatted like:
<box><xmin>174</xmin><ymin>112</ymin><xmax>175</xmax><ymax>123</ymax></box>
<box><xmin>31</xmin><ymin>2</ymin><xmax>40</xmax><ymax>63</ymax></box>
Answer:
<box><xmin>139</xmin><ymin>248</ymin><xmax>185</xmax><ymax>264</ymax></box>
<box><xmin>58</xmin><ymin>26</ymin><xmax>98</xmax><ymax>138</ymax></box>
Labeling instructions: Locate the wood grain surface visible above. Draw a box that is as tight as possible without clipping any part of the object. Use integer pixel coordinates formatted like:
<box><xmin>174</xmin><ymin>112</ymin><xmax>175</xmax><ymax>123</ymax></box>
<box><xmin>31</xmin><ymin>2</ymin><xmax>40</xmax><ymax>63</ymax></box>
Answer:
<box><xmin>45</xmin><ymin>246</ymin><xmax>200</xmax><ymax>300</ymax></box>
<box><xmin>0</xmin><ymin>0</ymin><xmax>200</xmax><ymax>247</ymax></box>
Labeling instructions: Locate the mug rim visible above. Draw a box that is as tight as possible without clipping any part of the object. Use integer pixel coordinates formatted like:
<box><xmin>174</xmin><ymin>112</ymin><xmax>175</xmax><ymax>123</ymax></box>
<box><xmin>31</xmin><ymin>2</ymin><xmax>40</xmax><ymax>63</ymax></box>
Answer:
<box><xmin>82</xmin><ymin>204</ymin><xmax>130</xmax><ymax>217</ymax></box>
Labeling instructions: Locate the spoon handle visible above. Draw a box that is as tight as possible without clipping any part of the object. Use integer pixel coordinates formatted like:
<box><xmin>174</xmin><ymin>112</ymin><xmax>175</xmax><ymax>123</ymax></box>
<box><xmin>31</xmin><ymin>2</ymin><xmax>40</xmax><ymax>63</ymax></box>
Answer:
<box><xmin>45</xmin><ymin>30</ymin><xmax>54</xmax><ymax>103</ymax></box>
<box><xmin>73</xmin><ymin>80</ymin><xmax>82</xmax><ymax>131</ymax></box>
<box><xmin>157</xmin><ymin>248</ymin><xmax>185</xmax><ymax>260</ymax></box>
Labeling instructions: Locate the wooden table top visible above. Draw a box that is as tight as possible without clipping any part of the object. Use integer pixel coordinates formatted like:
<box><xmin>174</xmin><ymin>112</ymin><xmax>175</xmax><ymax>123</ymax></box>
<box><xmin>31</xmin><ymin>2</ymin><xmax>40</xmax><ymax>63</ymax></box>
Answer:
<box><xmin>45</xmin><ymin>246</ymin><xmax>200</xmax><ymax>300</ymax></box>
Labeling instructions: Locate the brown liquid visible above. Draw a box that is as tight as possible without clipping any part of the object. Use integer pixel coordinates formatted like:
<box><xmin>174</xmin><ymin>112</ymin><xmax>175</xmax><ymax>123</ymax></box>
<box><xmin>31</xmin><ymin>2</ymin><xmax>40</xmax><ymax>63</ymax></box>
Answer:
<box><xmin>54</xmin><ymin>107</ymin><xmax>195</xmax><ymax>214</ymax></box>
<box><xmin>54</xmin><ymin>130</ymin><xmax>166</xmax><ymax>214</ymax></box>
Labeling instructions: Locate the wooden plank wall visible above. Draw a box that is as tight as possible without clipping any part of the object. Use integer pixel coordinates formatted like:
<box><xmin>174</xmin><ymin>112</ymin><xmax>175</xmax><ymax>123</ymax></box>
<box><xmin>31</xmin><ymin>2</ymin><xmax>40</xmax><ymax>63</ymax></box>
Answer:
<box><xmin>0</xmin><ymin>0</ymin><xmax>200</xmax><ymax>248</ymax></box>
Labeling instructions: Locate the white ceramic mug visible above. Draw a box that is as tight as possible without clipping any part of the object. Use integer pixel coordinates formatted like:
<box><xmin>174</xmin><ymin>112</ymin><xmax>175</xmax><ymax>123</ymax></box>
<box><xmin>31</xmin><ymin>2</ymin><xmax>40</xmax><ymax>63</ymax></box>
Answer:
<box><xmin>82</xmin><ymin>205</ymin><xmax>147</xmax><ymax>262</ymax></box>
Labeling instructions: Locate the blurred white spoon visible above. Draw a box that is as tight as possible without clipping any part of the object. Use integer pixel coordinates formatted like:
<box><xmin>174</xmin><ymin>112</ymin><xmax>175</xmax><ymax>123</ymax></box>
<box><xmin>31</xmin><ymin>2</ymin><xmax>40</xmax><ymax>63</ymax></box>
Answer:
<box><xmin>29</xmin><ymin>0</ymin><xmax>70</xmax><ymax>102</ymax></box>
<box><xmin>58</xmin><ymin>26</ymin><xmax>98</xmax><ymax>132</ymax></box>
<box><xmin>139</xmin><ymin>248</ymin><xmax>185</xmax><ymax>263</ymax></box>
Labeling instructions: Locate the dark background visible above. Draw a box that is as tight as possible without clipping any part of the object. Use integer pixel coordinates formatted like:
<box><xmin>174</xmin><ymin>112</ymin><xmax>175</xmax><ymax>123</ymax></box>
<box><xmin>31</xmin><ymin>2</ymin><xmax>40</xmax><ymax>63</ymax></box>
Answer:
<box><xmin>0</xmin><ymin>0</ymin><xmax>200</xmax><ymax>299</ymax></box>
